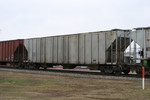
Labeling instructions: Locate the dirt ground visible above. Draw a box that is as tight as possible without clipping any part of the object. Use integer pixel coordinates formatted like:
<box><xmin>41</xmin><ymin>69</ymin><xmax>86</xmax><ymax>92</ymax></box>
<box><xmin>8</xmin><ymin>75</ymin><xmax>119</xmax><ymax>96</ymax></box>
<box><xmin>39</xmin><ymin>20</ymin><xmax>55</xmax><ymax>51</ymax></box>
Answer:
<box><xmin>0</xmin><ymin>70</ymin><xmax>150</xmax><ymax>100</ymax></box>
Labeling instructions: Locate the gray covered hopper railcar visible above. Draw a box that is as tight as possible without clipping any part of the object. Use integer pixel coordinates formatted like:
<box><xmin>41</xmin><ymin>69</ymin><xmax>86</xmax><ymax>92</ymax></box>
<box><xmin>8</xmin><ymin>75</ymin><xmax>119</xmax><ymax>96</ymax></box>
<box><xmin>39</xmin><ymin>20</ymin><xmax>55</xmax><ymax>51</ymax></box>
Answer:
<box><xmin>24</xmin><ymin>29</ymin><xmax>131</xmax><ymax>74</ymax></box>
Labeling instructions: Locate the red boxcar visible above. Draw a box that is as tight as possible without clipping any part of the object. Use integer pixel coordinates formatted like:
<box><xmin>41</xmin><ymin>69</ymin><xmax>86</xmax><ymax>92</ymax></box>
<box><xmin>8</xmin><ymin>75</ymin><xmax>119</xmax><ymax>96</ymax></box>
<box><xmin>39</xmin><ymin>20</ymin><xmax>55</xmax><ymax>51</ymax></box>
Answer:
<box><xmin>0</xmin><ymin>39</ymin><xmax>24</xmax><ymax>63</ymax></box>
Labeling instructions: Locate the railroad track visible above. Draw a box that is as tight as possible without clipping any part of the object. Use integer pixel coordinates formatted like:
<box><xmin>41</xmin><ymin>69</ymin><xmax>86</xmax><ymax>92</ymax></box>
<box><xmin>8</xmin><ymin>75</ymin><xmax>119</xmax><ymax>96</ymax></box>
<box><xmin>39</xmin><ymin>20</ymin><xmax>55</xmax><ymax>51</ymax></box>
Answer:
<box><xmin>0</xmin><ymin>66</ymin><xmax>150</xmax><ymax>80</ymax></box>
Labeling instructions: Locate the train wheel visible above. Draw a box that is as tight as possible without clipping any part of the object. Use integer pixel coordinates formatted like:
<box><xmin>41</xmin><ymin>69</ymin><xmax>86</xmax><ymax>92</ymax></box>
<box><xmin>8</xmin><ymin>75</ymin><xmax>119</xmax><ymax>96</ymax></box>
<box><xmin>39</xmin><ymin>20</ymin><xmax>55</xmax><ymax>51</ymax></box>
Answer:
<box><xmin>34</xmin><ymin>64</ymin><xmax>41</xmax><ymax>69</ymax></box>
<box><xmin>99</xmin><ymin>66</ymin><xmax>105</xmax><ymax>74</ymax></box>
<box><xmin>114</xmin><ymin>71</ymin><xmax>121</xmax><ymax>75</ymax></box>
<box><xmin>40</xmin><ymin>64</ymin><xmax>47</xmax><ymax>70</ymax></box>
<box><xmin>122</xmin><ymin>65</ymin><xmax>130</xmax><ymax>75</ymax></box>
<box><xmin>113</xmin><ymin>65</ymin><xmax>121</xmax><ymax>75</ymax></box>
<box><xmin>123</xmin><ymin>69</ymin><xmax>130</xmax><ymax>75</ymax></box>
<box><xmin>35</xmin><ymin>66</ymin><xmax>40</xmax><ymax>69</ymax></box>
<box><xmin>104</xmin><ymin>68</ymin><xmax>113</xmax><ymax>74</ymax></box>
<box><xmin>63</xmin><ymin>65</ymin><xmax>76</xmax><ymax>69</ymax></box>
<box><xmin>18</xmin><ymin>62</ymin><xmax>25</xmax><ymax>69</ymax></box>
<box><xmin>11</xmin><ymin>63</ymin><xmax>17</xmax><ymax>68</ymax></box>
<box><xmin>100</xmin><ymin>69</ymin><xmax>105</xmax><ymax>74</ymax></box>
<box><xmin>44</xmin><ymin>67</ymin><xmax>47</xmax><ymax>70</ymax></box>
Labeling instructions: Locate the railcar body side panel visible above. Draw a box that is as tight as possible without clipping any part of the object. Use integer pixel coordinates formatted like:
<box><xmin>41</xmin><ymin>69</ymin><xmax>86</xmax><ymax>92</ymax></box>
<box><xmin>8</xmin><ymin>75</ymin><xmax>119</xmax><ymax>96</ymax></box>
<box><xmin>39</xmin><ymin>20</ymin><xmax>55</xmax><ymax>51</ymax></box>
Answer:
<box><xmin>0</xmin><ymin>40</ymin><xmax>24</xmax><ymax>62</ymax></box>
<box><xmin>46</xmin><ymin>37</ymin><xmax>53</xmax><ymax>63</ymax></box>
<box><xmin>2</xmin><ymin>42</ymin><xmax>6</xmax><ymax>61</ymax></box>
<box><xmin>24</xmin><ymin>32</ymin><xmax>110</xmax><ymax>65</ymax></box>
<box><xmin>132</xmin><ymin>28</ymin><xmax>150</xmax><ymax>59</ymax></box>
<box><xmin>69</xmin><ymin>35</ymin><xmax>78</xmax><ymax>64</ymax></box>
<box><xmin>8</xmin><ymin>42</ymin><xmax>11</xmax><ymax>61</ymax></box>
<box><xmin>32</xmin><ymin>39</ymin><xmax>37</xmax><ymax>62</ymax></box>
<box><xmin>23</xmin><ymin>30</ymin><xmax>135</xmax><ymax>66</ymax></box>
<box><xmin>99</xmin><ymin>32</ymin><xmax>106</xmax><ymax>64</ymax></box>
<box><xmin>53</xmin><ymin>37</ymin><xmax>58</xmax><ymax>63</ymax></box>
<box><xmin>146</xmin><ymin>29</ymin><xmax>150</xmax><ymax>58</ymax></box>
<box><xmin>6</xmin><ymin>42</ymin><xmax>9</xmax><ymax>61</ymax></box>
<box><xmin>92</xmin><ymin>33</ymin><xmax>99</xmax><ymax>64</ymax></box>
<box><xmin>40</xmin><ymin>38</ymin><xmax>46</xmax><ymax>63</ymax></box>
<box><xmin>85</xmin><ymin>33</ymin><xmax>92</xmax><ymax>64</ymax></box>
<box><xmin>79</xmin><ymin>34</ymin><xmax>85</xmax><ymax>64</ymax></box>
<box><xmin>24</xmin><ymin>39</ymin><xmax>29</xmax><ymax>61</ymax></box>
<box><xmin>64</xmin><ymin>36</ymin><xmax>69</xmax><ymax>64</ymax></box>
<box><xmin>131</xmin><ymin>30</ymin><xmax>144</xmax><ymax>48</ymax></box>
<box><xmin>58</xmin><ymin>36</ymin><xmax>64</xmax><ymax>64</ymax></box>
<box><xmin>36</xmin><ymin>38</ymin><xmax>41</xmax><ymax>62</ymax></box>
<box><xmin>0</xmin><ymin>43</ymin><xmax>2</xmax><ymax>61</ymax></box>
<box><xmin>29</xmin><ymin>39</ymin><xmax>33</xmax><ymax>62</ymax></box>
<box><xmin>146</xmin><ymin>29</ymin><xmax>150</xmax><ymax>47</ymax></box>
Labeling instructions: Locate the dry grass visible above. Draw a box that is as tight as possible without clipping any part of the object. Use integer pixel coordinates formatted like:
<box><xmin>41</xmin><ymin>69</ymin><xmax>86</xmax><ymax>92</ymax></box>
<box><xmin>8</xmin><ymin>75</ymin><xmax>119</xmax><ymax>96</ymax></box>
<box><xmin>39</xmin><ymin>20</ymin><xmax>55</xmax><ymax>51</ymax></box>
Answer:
<box><xmin>0</xmin><ymin>70</ymin><xmax>150</xmax><ymax>100</ymax></box>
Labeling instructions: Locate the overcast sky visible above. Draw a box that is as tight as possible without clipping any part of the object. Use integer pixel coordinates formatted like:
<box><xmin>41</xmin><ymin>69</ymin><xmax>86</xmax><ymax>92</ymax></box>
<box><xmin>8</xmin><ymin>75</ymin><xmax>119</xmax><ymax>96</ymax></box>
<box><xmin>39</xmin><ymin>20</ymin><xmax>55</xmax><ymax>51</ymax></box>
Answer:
<box><xmin>0</xmin><ymin>0</ymin><xmax>150</xmax><ymax>41</ymax></box>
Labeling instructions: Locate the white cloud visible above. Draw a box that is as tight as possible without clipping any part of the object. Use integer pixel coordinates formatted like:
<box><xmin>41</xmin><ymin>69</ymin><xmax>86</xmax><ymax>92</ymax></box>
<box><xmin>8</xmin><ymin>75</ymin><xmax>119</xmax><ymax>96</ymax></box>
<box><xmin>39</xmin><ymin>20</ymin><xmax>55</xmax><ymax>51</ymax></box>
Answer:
<box><xmin>0</xmin><ymin>0</ymin><xmax>150</xmax><ymax>40</ymax></box>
